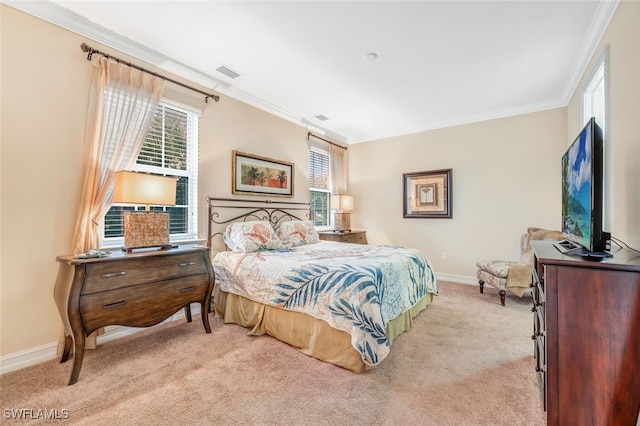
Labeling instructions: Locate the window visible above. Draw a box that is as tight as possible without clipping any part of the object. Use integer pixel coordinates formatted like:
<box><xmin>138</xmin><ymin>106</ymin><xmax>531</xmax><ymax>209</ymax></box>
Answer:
<box><xmin>103</xmin><ymin>100</ymin><xmax>200</xmax><ymax>245</ymax></box>
<box><xmin>309</xmin><ymin>149</ymin><xmax>331</xmax><ymax>227</ymax></box>
<box><xmin>582</xmin><ymin>44</ymin><xmax>610</xmax><ymax>230</ymax></box>
<box><xmin>582</xmin><ymin>47</ymin><xmax>608</xmax><ymax>132</ymax></box>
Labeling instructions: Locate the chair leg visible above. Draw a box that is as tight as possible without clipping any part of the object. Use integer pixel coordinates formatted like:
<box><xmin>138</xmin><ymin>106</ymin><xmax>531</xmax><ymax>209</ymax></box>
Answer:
<box><xmin>499</xmin><ymin>290</ymin><xmax>506</xmax><ymax>306</ymax></box>
<box><xmin>479</xmin><ymin>280</ymin><xmax>484</xmax><ymax>293</ymax></box>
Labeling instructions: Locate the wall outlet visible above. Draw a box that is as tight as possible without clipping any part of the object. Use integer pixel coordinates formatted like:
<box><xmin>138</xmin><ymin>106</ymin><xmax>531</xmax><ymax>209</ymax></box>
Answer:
<box><xmin>441</xmin><ymin>251</ymin><xmax>448</xmax><ymax>260</ymax></box>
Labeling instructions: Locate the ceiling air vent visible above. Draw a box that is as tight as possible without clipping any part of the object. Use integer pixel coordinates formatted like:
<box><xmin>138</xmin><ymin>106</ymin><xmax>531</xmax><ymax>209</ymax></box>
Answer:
<box><xmin>216</xmin><ymin>65</ymin><xmax>241</xmax><ymax>79</ymax></box>
<box><xmin>315</xmin><ymin>115</ymin><xmax>329</xmax><ymax>121</ymax></box>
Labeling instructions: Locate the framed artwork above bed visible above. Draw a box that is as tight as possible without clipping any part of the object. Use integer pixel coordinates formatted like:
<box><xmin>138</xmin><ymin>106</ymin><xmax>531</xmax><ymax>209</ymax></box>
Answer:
<box><xmin>232</xmin><ymin>150</ymin><xmax>294</xmax><ymax>197</ymax></box>
<box><xmin>403</xmin><ymin>169</ymin><xmax>452</xmax><ymax>218</ymax></box>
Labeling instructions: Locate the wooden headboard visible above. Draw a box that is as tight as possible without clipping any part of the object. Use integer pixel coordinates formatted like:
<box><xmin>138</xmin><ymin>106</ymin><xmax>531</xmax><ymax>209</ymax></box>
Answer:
<box><xmin>205</xmin><ymin>197</ymin><xmax>311</xmax><ymax>249</ymax></box>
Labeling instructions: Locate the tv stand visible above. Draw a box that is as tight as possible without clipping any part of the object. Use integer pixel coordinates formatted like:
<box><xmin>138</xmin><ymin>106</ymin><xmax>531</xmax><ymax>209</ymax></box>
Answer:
<box><xmin>531</xmin><ymin>240</ymin><xmax>640</xmax><ymax>424</ymax></box>
<box><xmin>553</xmin><ymin>239</ymin><xmax>612</xmax><ymax>259</ymax></box>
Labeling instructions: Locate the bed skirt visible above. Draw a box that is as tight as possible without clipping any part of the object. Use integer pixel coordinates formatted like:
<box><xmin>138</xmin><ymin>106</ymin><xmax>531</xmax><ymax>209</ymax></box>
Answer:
<box><xmin>213</xmin><ymin>285</ymin><xmax>434</xmax><ymax>372</ymax></box>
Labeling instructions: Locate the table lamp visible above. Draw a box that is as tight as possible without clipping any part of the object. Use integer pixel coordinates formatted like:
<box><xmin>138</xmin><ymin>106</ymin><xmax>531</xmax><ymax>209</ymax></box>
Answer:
<box><xmin>331</xmin><ymin>194</ymin><xmax>354</xmax><ymax>232</ymax></box>
<box><xmin>113</xmin><ymin>171</ymin><xmax>177</xmax><ymax>252</ymax></box>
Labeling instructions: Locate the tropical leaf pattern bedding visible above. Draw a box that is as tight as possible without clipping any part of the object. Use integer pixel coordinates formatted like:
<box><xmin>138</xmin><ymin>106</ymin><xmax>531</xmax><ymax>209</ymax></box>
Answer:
<box><xmin>213</xmin><ymin>241</ymin><xmax>438</xmax><ymax>366</ymax></box>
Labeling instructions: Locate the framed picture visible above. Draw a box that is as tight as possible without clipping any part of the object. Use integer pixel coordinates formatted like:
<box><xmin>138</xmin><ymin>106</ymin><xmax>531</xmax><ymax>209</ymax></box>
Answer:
<box><xmin>232</xmin><ymin>150</ymin><xmax>294</xmax><ymax>197</ymax></box>
<box><xmin>403</xmin><ymin>169</ymin><xmax>452</xmax><ymax>218</ymax></box>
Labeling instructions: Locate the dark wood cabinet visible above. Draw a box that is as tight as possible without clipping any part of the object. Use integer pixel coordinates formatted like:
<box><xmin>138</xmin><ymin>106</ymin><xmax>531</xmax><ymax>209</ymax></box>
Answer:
<box><xmin>318</xmin><ymin>230</ymin><xmax>367</xmax><ymax>244</ymax></box>
<box><xmin>531</xmin><ymin>241</ymin><xmax>640</xmax><ymax>425</ymax></box>
<box><xmin>54</xmin><ymin>246</ymin><xmax>215</xmax><ymax>385</ymax></box>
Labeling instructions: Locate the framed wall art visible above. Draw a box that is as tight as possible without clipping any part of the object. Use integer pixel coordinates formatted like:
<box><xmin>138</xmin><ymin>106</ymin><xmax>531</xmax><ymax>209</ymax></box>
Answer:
<box><xmin>403</xmin><ymin>169</ymin><xmax>452</xmax><ymax>218</ymax></box>
<box><xmin>232</xmin><ymin>150</ymin><xmax>294</xmax><ymax>197</ymax></box>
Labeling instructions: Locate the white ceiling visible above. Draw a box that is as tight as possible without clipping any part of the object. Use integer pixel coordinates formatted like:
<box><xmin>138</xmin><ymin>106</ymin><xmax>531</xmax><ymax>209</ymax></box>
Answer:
<box><xmin>9</xmin><ymin>1</ymin><xmax>618</xmax><ymax>144</ymax></box>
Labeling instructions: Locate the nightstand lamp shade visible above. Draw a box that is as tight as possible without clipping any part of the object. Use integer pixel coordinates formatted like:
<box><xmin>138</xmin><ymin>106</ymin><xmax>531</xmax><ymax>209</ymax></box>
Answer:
<box><xmin>331</xmin><ymin>194</ymin><xmax>354</xmax><ymax>232</ymax></box>
<box><xmin>113</xmin><ymin>171</ymin><xmax>177</xmax><ymax>252</ymax></box>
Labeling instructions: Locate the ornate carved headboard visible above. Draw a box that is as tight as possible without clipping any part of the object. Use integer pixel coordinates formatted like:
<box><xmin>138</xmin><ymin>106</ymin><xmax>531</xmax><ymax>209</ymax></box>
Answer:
<box><xmin>205</xmin><ymin>196</ymin><xmax>311</xmax><ymax>250</ymax></box>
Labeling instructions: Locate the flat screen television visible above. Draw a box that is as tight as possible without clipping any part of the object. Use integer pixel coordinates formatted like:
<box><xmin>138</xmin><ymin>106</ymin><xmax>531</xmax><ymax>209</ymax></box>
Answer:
<box><xmin>555</xmin><ymin>117</ymin><xmax>611</xmax><ymax>259</ymax></box>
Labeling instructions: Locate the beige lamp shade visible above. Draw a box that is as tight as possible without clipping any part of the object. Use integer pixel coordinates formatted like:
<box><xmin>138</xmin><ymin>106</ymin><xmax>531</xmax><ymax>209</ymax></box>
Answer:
<box><xmin>331</xmin><ymin>194</ymin><xmax>354</xmax><ymax>212</ymax></box>
<box><xmin>114</xmin><ymin>171</ymin><xmax>177</xmax><ymax>208</ymax></box>
<box><xmin>113</xmin><ymin>171</ymin><xmax>177</xmax><ymax>252</ymax></box>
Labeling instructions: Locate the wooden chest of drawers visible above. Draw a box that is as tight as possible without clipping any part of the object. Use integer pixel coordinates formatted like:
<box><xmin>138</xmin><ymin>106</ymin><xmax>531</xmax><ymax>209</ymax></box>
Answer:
<box><xmin>318</xmin><ymin>230</ymin><xmax>367</xmax><ymax>244</ymax></box>
<box><xmin>531</xmin><ymin>241</ymin><xmax>640</xmax><ymax>425</ymax></box>
<box><xmin>54</xmin><ymin>246</ymin><xmax>214</xmax><ymax>384</ymax></box>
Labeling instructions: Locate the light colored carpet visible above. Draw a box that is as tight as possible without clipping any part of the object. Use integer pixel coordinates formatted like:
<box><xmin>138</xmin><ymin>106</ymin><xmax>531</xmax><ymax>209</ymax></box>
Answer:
<box><xmin>0</xmin><ymin>282</ymin><xmax>545</xmax><ymax>425</ymax></box>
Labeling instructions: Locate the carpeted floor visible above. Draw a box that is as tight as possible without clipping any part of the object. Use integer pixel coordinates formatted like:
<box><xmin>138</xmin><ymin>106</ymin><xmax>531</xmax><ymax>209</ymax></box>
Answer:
<box><xmin>0</xmin><ymin>281</ymin><xmax>545</xmax><ymax>425</ymax></box>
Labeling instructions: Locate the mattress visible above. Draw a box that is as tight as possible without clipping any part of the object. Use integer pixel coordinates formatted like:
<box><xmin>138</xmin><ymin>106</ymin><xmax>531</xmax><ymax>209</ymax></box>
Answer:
<box><xmin>212</xmin><ymin>241</ymin><xmax>438</xmax><ymax>370</ymax></box>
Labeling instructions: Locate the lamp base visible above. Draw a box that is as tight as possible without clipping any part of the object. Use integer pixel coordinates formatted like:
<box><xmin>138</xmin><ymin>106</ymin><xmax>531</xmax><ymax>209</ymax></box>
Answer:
<box><xmin>334</xmin><ymin>212</ymin><xmax>351</xmax><ymax>232</ymax></box>
<box><xmin>123</xmin><ymin>211</ymin><xmax>171</xmax><ymax>252</ymax></box>
<box><xmin>122</xmin><ymin>244</ymin><xmax>173</xmax><ymax>254</ymax></box>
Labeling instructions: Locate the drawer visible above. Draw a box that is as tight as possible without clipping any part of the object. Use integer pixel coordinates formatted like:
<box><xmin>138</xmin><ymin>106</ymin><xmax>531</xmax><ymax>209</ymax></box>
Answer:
<box><xmin>318</xmin><ymin>233</ymin><xmax>342</xmax><ymax>242</ymax></box>
<box><xmin>536</xmin><ymin>364</ymin><xmax>546</xmax><ymax>411</ymax></box>
<box><xmin>80</xmin><ymin>274</ymin><xmax>210</xmax><ymax>333</ymax></box>
<box><xmin>534</xmin><ymin>334</ymin><xmax>547</xmax><ymax>411</ymax></box>
<box><xmin>533</xmin><ymin>306</ymin><xmax>544</xmax><ymax>337</ymax></box>
<box><xmin>534</xmin><ymin>335</ymin><xmax>545</xmax><ymax>374</ymax></box>
<box><xmin>343</xmin><ymin>233</ymin><xmax>367</xmax><ymax>244</ymax></box>
<box><xmin>532</xmin><ymin>268</ymin><xmax>545</xmax><ymax>304</ymax></box>
<box><xmin>82</xmin><ymin>252</ymin><xmax>208</xmax><ymax>294</ymax></box>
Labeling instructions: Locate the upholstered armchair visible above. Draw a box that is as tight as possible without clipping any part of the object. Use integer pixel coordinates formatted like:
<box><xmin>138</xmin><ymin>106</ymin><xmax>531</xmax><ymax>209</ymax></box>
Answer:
<box><xmin>476</xmin><ymin>227</ymin><xmax>564</xmax><ymax>306</ymax></box>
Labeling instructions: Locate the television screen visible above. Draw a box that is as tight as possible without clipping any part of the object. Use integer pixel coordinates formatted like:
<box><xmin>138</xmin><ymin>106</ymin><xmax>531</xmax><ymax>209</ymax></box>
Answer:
<box><xmin>560</xmin><ymin>117</ymin><xmax>608</xmax><ymax>254</ymax></box>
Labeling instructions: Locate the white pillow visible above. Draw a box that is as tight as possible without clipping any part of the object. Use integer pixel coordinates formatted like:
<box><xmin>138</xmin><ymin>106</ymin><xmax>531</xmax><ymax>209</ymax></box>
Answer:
<box><xmin>276</xmin><ymin>220</ymin><xmax>320</xmax><ymax>247</ymax></box>
<box><xmin>223</xmin><ymin>221</ymin><xmax>284</xmax><ymax>252</ymax></box>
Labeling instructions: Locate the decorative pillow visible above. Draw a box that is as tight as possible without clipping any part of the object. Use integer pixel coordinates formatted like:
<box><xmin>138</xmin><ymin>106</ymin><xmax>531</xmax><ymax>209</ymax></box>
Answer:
<box><xmin>276</xmin><ymin>220</ymin><xmax>320</xmax><ymax>247</ymax></box>
<box><xmin>223</xmin><ymin>221</ymin><xmax>284</xmax><ymax>252</ymax></box>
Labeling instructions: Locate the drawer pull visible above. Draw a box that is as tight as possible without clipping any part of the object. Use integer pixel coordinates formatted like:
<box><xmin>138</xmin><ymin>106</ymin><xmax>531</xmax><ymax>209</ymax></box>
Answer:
<box><xmin>179</xmin><ymin>261</ymin><xmax>197</xmax><ymax>267</ymax></box>
<box><xmin>103</xmin><ymin>300</ymin><xmax>127</xmax><ymax>309</ymax></box>
<box><xmin>101</xmin><ymin>271</ymin><xmax>126</xmax><ymax>278</ymax></box>
<box><xmin>531</xmin><ymin>331</ymin><xmax>546</xmax><ymax>339</ymax></box>
<box><xmin>180</xmin><ymin>285</ymin><xmax>197</xmax><ymax>293</ymax></box>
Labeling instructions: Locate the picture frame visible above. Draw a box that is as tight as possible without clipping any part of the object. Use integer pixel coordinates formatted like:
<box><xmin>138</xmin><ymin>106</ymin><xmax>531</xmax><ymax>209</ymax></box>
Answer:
<box><xmin>232</xmin><ymin>150</ymin><xmax>294</xmax><ymax>197</ymax></box>
<box><xmin>403</xmin><ymin>169</ymin><xmax>452</xmax><ymax>218</ymax></box>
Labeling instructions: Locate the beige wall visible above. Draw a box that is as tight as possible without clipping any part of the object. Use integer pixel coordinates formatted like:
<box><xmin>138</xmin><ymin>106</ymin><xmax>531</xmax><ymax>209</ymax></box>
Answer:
<box><xmin>2</xmin><ymin>2</ymin><xmax>638</xmax><ymax>362</ymax></box>
<box><xmin>350</xmin><ymin>1</ymin><xmax>640</xmax><ymax>279</ymax></box>
<box><xmin>2</xmin><ymin>6</ymin><xmax>90</xmax><ymax>357</ymax></box>
<box><xmin>567</xmin><ymin>0</ymin><xmax>640</xmax><ymax>250</ymax></box>
<box><xmin>0</xmin><ymin>6</ymin><xmax>310</xmax><ymax>358</ymax></box>
<box><xmin>349</xmin><ymin>109</ymin><xmax>567</xmax><ymax>279</ymax></box>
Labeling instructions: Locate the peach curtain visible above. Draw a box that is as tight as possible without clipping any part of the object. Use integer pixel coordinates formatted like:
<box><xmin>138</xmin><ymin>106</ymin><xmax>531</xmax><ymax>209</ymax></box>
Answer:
<box><xmin>307</xmin><ymin>134</ymin><xmax>348</xmax><ymax>194</ymax></box>
<box><xmin>328</xmin><ymin>143</ymin><xmax>347</xmax><ymax>195</ymax></box>
<box><xmin>58</xmin><ymin>57</ymin><xmax>164</xmax><ymax>355</ymax></box>
<box><xmin>71</xmin><ymin>57</ymin><xmax>164</xmax><ymax>254</ymax></box>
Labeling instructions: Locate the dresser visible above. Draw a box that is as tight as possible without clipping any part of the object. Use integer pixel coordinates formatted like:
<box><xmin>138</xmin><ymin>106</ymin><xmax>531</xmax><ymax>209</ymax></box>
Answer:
<box><xmin>53</xmin><ymin>246</ymin><xmax>214</xmax><ymax>385</ymax></box>
<box><xmin>531</xmin><ymin>240</ymin><xmax>640</xmax><ymax>425</ymax></box>
<box><xmin>318</xmin><ymin>230</ymin><xmax>368</xmax><ymax>244</ymax></box>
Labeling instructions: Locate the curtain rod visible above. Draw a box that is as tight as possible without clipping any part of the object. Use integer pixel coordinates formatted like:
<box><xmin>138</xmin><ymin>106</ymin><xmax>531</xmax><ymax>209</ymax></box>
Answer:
<box><xmin>307</xmin><ymin>132</ymin><xmax>347</xmax><ymax>150</ymax></box>
<box><xmin>80</xmin><ymin>43</ymin><xmax>220</xmax><ymax>103</ymax></box>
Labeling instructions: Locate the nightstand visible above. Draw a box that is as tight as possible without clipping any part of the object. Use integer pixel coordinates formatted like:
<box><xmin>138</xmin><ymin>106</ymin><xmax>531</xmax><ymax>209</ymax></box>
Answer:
<box><xmin>317</xmin><ymin>230</ymin><xmax>368</xmax><ymax>244</ymax></box>
<box><xmin>53</xmin><ymin>245</ymin><xmax>214</xmax><ymax>384</ymax></box>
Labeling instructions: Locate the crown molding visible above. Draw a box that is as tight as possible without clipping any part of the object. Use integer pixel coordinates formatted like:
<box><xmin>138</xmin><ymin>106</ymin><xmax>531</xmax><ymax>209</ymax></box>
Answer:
<box><xmin>351</xmin><ymin>97</ymin><xmax>566</xmax><ymax>144</ymax></box>
<box><xmin>4</xmin><ymin>0</ymin><xmax>345</xmax><ymax>141</ymax></box>
<box><xmin>560</xmin><ymin>0</ymin><xmax>620</xmax><ymax>105</ymax></box>
<box><xmin>5</xmin><ymin>0</ymin><xmax>617</xmax><ymax>146</ymax></box>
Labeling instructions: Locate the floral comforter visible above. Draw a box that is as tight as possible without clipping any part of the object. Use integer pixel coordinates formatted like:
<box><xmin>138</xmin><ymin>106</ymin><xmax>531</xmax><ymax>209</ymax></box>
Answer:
<box><xmin>213</xmin><ymin>241</ymin><xmax>438</xmax><ymax>366</ymax></box>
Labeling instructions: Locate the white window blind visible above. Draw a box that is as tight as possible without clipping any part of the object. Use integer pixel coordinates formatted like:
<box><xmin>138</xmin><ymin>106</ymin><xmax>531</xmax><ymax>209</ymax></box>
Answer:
<box><xmin>103</xmin><ymin>100</ymin><xmax>200</xmax><ymax>245</ymax></box>
<box><xmin>309</xmin><ymin>149</ymin><xmax>331</xmax><ymax>226</ymax></box>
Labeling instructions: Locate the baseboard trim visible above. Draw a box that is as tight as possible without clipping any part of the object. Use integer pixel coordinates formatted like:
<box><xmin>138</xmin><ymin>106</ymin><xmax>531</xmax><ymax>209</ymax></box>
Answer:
<box><xmin>435</xmin><ymin>272</ymin><xmax>477</xmax><ymax>286</ymax></box>
<box><xmin>1</xmin><ymin>275</ymin><xmax>477</xmax><ymax>375</ymax></box>
<box><xmin>0</xmin><ymin>305</ymin><xmax>201</xmax><ymax>376</ymax></box>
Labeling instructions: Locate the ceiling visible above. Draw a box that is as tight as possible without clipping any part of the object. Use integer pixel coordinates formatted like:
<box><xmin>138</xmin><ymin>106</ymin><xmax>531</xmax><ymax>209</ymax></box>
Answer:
<box><xmin>9</xmin><ymin>1</ymin><xmax>618</xmax><ymax>144</ymax></box>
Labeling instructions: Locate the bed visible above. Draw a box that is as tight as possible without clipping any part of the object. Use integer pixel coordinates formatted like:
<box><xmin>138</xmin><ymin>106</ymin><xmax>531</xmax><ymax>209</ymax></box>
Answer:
<box><xmin>206</xmin><ymin>197</ymin><xmax>438</xmax><ymax>372</ymax></box>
